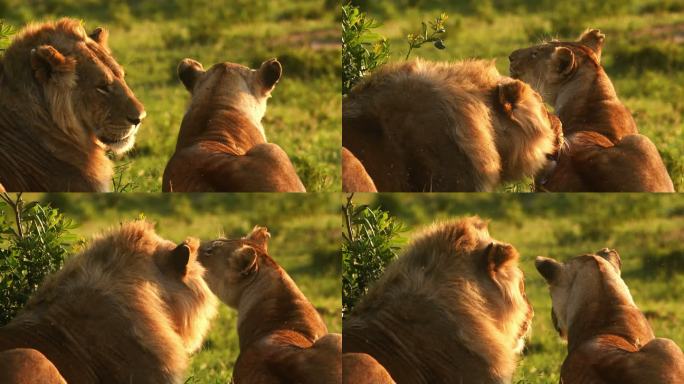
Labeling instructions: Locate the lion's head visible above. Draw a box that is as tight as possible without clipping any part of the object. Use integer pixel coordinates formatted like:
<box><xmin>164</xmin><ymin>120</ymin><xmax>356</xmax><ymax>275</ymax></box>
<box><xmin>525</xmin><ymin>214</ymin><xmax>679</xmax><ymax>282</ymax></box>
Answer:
<box><xmin>535</xmin><ymin>248</ymin><xmax>628</xmax><ymax>339</ymax></box>
<box><xmin>177</xmin><ymin>58</ymin><xmax>281</xmax><ymax>140</ymax></box>
<box><xmin>198</xmin><ymin>226</ymin><xmax>273</xmax><ymax>308</ymax></box>
<box><xmin>508</xmin><ymin>29</ymin><xmax>605</xmax><ymax>105</ymax></box>
<box><xmin>2</xmin><ymin>18</ymin><xmax>145</xmax><ymax>153</ymax></box>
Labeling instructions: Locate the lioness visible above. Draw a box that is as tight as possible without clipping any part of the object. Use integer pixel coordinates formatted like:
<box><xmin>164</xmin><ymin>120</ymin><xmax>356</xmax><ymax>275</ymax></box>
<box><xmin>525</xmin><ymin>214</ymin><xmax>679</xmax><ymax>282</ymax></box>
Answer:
<box><xmin>162</xmin><ymin>58</ymin><xmax>306</xmax><ymax>192</ymax></box>
<box><xmin>198</xmin><ymin>227</ymin><xmax>340</xmax><ymax>383</ymax></box>
<box><xmin>0</xmin><ymin>19</ymin><xmax>146</xmax><ymax>192</ymax></box>
<box><xmin>510</xmin><ymin>29</ymin><xmax>674</xmax><ymax>192</ymax></box>
<box><xmin>342</xmin><ymin>147</ymin><xmax>377</xmax><ymax>192</ymax></box>
<box><xmin>343</xmin><ymin>59</ymin><xmax>562</xmax><ymax>191</ymax></box>
<box><xmin>536</xmin><ymin>249</ymin><xmax>684</xmax><ymax>384</ymax></box>
<box><xmin>344</xmin><ymin>217</ymin><xmax>533</xmax><ymax>383</ymax></box>
<box><xmin>0</xmin><ymin>221</ymin><xmax>217</xmax><ymax>384</ymax></box>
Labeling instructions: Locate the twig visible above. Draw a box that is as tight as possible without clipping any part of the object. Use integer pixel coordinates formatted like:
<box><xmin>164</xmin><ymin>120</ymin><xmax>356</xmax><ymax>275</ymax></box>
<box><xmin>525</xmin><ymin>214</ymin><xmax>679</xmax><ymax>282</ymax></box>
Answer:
<box><xmin>0</xmin><ymin>192</ymin><xmax>23</xmax><ymax>239</ymax></box>
<box><xmin>342</xmin><ymin>193</ymin><xmax>355</xmax><ymax>242</ymax></box>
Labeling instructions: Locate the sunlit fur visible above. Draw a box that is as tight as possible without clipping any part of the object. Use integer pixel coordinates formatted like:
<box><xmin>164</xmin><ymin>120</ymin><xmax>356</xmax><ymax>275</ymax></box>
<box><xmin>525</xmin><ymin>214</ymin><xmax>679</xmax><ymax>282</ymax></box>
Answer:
<box><xmin>343</xmin><ymin>59</ymin><xmax>560</xmax><ymax>191</ymax></box>
<box><xmin>0</xmin><ymin>18</ymin><xmax>145</xmax><ymax>191</ymax></box>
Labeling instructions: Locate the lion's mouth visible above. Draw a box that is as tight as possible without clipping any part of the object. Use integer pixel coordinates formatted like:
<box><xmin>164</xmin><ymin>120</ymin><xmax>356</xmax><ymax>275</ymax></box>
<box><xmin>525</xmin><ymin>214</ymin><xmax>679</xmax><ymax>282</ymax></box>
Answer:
<box><xmin>98</xmin><ymin>126</ymin><xmax>137</xmax><ymax>145</ymax></box>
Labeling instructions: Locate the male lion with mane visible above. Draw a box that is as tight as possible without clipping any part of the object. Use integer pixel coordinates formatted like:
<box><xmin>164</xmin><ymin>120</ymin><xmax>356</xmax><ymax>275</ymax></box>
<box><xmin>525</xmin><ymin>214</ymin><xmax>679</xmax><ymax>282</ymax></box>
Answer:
<box><xmin>509</xmin><ymin>29</ymin><xmax>674</xmax><ymax>192</ymax></box>
<box><xmin>0</xmin><ymin>221</ymin><xmax>217</xmax><ymax>384</ymax></box>
<box><xmin>198</xmin><ymin>227</ymin><xmax>340</xmax><ymax>383</ymax></box>
<box><xmin>0</xmin><ymin>18</ymin><xmax>146</xmax><ymax>192</ymax></box>
<box><xmin>536</xmin><ymin>249</ymin><xmax>684</xmax><ymax>383</ymax></box>
<box><xmin>343</xmin><ymin>59</ymin><xmax>562</xmax><ymax>191</ymax></box>
<box><xmin>343</xmin><ymin>217</ymin><xmax>534</xmax><ymax>383</ymax></box>
<box><xmin>162</xmin><ymin>58</ymin><xmax>306</xmax><ymax>192</ymax></box>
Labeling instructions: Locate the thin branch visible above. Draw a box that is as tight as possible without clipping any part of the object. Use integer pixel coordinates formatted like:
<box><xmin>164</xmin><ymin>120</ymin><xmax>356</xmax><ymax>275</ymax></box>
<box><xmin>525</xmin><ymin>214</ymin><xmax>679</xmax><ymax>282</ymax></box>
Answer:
<box><xmin>0</xmin><ymin>192</ymin><xmax>23</xmax><ymax>239</ymax></box>
<box><xmin>342</xmin><ymin>193</ymin><xmax>355</xmax><ymax>242</ymax></box>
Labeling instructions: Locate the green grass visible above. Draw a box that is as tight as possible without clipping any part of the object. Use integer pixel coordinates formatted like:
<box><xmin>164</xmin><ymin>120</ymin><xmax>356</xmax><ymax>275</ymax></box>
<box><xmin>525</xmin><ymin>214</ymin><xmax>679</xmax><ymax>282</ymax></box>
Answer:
<box><xmin>353</xmin><ymin>1</ymin><xmax>684</xmax><ymax>191</ymax></box>
<box><xmin>12</xmin><ymin>193</ymin><xmax>341</xmax><ymax>382</ymax></box>
<box><xmin>352</xmin><ymin>193</ymin><xmax>684</xmax><ymax>384</ymax></box>
<box><xmin>1</xmin><ymin>0</ymin><xmax>341</xmax><ymax>192</ymax></box>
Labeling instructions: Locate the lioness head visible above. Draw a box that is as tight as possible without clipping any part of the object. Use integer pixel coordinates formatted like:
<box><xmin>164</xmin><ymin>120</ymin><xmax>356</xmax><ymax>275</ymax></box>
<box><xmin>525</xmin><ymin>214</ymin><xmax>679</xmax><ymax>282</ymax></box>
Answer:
<box><xmin>177</xmin><ymin>58</ymin><xmax>281</xmax><ymax>139</ymax></box>
<box><xmin>535</xmin><ymin>248</ymin><xmax>630</xmax><ymax>339</ymax></box>
<box><xmin>508</xmin><ymin>29</ymin><xmax>605</xmax><ymax>105</ymax></box>
<box><xmin>198</xmin><ymin>226</ymin><xmax>272</xmax><ymax>308</ymax></box>
<box><xmin>4</xmin><ymin>19</ymin><xmax>146</xmax><ymax>153</ymax></box>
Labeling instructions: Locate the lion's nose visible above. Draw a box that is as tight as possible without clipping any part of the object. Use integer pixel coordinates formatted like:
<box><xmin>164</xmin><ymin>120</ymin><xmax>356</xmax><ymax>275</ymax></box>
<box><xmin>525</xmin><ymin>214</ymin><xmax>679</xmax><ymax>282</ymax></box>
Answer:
<box><xmin>127</xmin><ymin>110</ymin><xmax>146</xmax><ymax>126</ymax></box>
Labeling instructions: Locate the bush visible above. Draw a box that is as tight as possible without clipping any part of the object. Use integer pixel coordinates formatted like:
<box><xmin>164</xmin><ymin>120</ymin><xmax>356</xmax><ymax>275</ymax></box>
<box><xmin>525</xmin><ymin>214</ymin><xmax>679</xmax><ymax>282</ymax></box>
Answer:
<box><xmin>0</xmin><ymin>193</ymin><xmax>77</xmax><ymax>325</ymax></box>
<box><xmin>341</xmin><ymin>3</ymin><xmax>390</xmax><ymax>94</ymax></box>
<box><xmin>342</xmin><ymin>194</ymin><xmax>404</xmax><ymax>315</ymax></box>
<box><xmin>0</xmin><ymin>20</ymin><xmax>14</xmax><ymax>51</ymax></box>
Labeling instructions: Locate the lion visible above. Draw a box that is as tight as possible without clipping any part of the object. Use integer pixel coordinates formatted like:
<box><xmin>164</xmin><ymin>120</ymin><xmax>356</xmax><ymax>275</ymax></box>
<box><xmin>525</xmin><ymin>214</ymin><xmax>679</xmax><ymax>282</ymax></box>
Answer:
<box><xmin>162</xmin><ymin>58</ymin><xmax>306</xmax><ymax>192</ymax></box>
<box><xmin>198</xmin><ymin>226</ymin><xmax>340</xmax><ymax>383</ymax></box>
<box><xmin>0</xmin><ymin>18</ymin><xmax>146</xmax><ymax>192</ymax></box>
<box><xmin>342</xmin><ymin>147</ymin><xmax>377</xmax><ymax>192</ymax></box>
<box><xmin>535</xmin><ymin>249</ymin><xmax>684</xmax><ymax>383</ymax></box>
<box><xmin>0</xmin><ymin>221</ymin><xmax>218</xmax><ymax>384</ymax></box>
<box><xmin>343</xmin><ymin>353</ymin><xmax>395</xmax><ymax>384</ymax></box>
<box><xmin>343</xmin><ymin>217</ymin><xmax>534</xmax><ymax>383</ymax></box>
<box><xmin>343</xmin><ymin>59</ymin><xmax>562</xmax><ymax>191</ymax></box>
<box><xmin>509</xmin><ymin>29</ymin><xmax>674</xmax><ymax>192</ymax></box>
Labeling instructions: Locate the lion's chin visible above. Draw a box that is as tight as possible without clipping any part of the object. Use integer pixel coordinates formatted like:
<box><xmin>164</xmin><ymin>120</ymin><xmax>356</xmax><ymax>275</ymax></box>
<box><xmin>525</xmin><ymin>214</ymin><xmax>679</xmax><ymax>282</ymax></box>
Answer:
<box><xmin>98</xmin><ymin>126</ymin><xmax>138</xmax><ymax>154</ymax></box>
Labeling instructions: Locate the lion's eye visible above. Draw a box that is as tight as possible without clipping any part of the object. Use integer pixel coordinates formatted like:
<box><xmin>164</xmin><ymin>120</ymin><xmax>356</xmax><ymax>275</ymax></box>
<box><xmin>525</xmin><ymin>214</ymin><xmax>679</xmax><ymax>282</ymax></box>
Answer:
<box><xmin>96</xmin><ymin>84</ymin><xmax>113</xmax><ymax>95</ymax></box>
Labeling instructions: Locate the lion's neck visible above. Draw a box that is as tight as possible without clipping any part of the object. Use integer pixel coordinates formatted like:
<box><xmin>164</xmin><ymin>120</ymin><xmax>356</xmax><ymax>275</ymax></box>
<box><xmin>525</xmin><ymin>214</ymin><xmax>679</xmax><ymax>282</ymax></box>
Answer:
<box><xmin>236</xmin><ymin>265</ymin><xmax>327</xmax><ymax>350</ymax></box>
<box><xmin>555</xmin><ymin>67</ymin><xmax>637</xmax><ymax>143</ymax></box>
<box><xmin>567</xmin><ymin>275</ymin><xmax>654</xmax><ymax>352</ymax></box>
<box><xmin>0</xmin><ymin>98</ymin><xmax>111</xmax><ymax>191</ymax></box>
<box><xmin>176</xmin><ymin>103</ymin><xmax>266</xmax><ymax>154</ymax></box>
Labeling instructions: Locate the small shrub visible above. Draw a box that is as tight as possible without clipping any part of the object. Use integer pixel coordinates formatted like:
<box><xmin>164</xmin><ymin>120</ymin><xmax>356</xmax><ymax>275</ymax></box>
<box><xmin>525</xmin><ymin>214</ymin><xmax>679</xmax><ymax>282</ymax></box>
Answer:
<box><xmin>404</xmin><ymin>12</ymin><xmax>449</xmax><ymax>60</ymax></box>
<box><xmin>0</xmin><ymin>20</ymin><xmax>14</xmax><ymax>51</ymax></box>
<box><xmin>342</xmin><ymin>194</ymin><xmax>405</xmax><ymax>316</ymax></box>
<box><xmin>341</xmin><ymin>3</ymin><xmax>390</xmax><ymax>94</ymax></box>
<box><xmin>0</xmin><ymin>193</ymin><xmax>77</xmax><ymax>325</ymax></box>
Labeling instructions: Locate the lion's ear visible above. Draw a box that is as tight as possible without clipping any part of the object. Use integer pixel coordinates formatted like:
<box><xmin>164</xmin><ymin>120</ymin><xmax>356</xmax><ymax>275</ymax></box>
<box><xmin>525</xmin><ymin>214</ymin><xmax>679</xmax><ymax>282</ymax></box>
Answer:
<box><xmin>485</xmin><ymin>242</ymin><xmax>519</xmax><ymax>276</ymax></box>
<box><xmin>30</xmin><ymin>45</ymin><xmax>76</xmax><ymax>85</ymax></box>
<box><xmin>551</xmin><ymin>47</ymin><xmax>575</xmax><ymax>76</ymax></box>
<box><xmin>234</xmin><ymin>245</ymin><xmax>259</xmax><ymax>276</ymax></box>
<box><xmin>168</xmin><ymin>242</ymin><xmax>192</xmax><ymax>277</ymax></box>
<box><xmin>178</xmin><ymin>58</ymin><xmax>205</xmax><ymax>92</ymax></box>
<box><xmin>245</xmin><ymin>226</ymin><xmax>270</xmax><ymax>252</ymax></box>
<box><xmin>258</xmin><ymin>59</ymin><xmax>282</xmax><ymax>94</ymax></box>
<box><xmin>497</xmin><ymin>80</ymin><xmax>526</xmax><ymax>115</ymax></box>
<box><xmin>596</xmin><ymin>248</ymin><xmax>621</xmax><ymax>275</ymax></box>
<box><xmin>89</xmin><ymin>27</ymin><xmax>109</xmax><ymax>48</ymax></box>
<box><xmin>577</xmin><ymin>28</ymin><xmax>604</xmax><ymax>62</ymax></box>
<box><xmin>535</xmin><ymin>256</ymin><xmax>562</xmax><ymax>283</ymax></box>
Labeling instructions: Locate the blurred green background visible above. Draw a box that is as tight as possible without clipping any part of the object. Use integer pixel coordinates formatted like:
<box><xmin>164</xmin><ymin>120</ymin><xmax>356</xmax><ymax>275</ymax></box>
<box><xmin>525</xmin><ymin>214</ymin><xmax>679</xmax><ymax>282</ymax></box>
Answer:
<box><xmin>0</xmin><ymin>0</ymin><xmax>341</xmax><ymax>191</ymax></box>
<box><xmin>350</xmin><ymin>0</ymin><xmax>684</xmax><ymax>191</ymax></box>
<box><xmin>4</xmin><ymin>193</ymin><xmax>341</xmax><ymax>382</ymax></box>
<box><xmin>351</xmin><ymin>193</ymin><xmax>684</xmax><ymax>384</ymax></box>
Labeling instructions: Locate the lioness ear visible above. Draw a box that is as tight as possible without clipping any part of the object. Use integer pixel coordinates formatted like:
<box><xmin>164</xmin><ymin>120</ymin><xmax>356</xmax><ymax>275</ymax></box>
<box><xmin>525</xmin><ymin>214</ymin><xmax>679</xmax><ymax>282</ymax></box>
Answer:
<box><xmin>497</xmin><ymin>80</ymin><xmax>526</xmax><ymax>115</ymax></box>
<box><xmin>535</xmin><ymin>256</ymin><xmax>562</xmax><ymax>283</ymax></box>
<box><xmin>485</xmin><ymin>242</ymin><xmax>520</xmax><ymax>277</ymax></box>
<box><xmin>578</xmin><ymin>28</ymin><xmax>604</xmax><ymax>62</ymax></box>
<box><xmin>30</xmin><ymin>45</ymin><xmax>76</xmax><ymax>85</ymax></box>
<box><xmin>178</xmin><ymin>58</ymin><xmax>205</xmax><ymax>92</ymax></box>
<box><xmin>258</xmin><ymin>59</ymin><xmax>282</xmax><ymax>94</ymax></box>
<box><xmin>596</xmin><ymin>248</ymin><xmax>621</xmax><ymax>275</ymax></box>
<box><xmin>234</xmin><ymin>245</ymin><xmax>258</xmax><ymax>276</ymax></box>
<box><xmin>551</xmin><ymin>47</ymin><xmax>575</xmax><ymax>76</ymax></box>
<box><xmin>245</xmin><ymin>226</ymin><xmax>270</xmax><ymax>252</ymax></box>
<box><xmin>89</xmin><ymin>27</ymin><xmax>109</xmax><ymax>48</ymax></box>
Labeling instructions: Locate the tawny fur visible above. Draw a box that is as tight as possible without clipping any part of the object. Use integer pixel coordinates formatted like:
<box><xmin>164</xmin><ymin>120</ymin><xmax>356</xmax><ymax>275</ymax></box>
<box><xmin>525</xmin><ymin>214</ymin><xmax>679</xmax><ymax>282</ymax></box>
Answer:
<box><xmin>510</xmin><ymin>29</ymin><xmax>674</xmax><ymax>192</ymax></box>
<box><xmin>536</xmin><ymin>251</ymin><xmax>684</xmax><ymax>383</ymax></box>
<box><xmin>0</xmin><ymin>18</ymin><xmax>145</xmax><ymax>191</ymax></box>
<box><xmin>342</xmin><ymin>147</ymin><xmax>377</xmax><ymax>192</ymax></box>
<box><xmin>0</xmin><ymin>221</ymin><xmax>217</xmax><ymax>384</ymax></box>
<box><xmin>163</xmin><ymin>58</ymin><xmax>305</xmax><ymax>192</ymax></box>
<box><xmin>198</xmin><ymin>227</ymin><xmax>340</xmax><ymax>383</ymax></box>
<box><xmin>343</xmin><ymin>353</ymin><xmax>395</xmax><ymax>384</ymax></box>
<box><xmin>343</xmin><ymin>59</ymin><xmax>560</xmax><ymax>191</ymax></box>
<box><xmin>343</xmin><ymin>217</ymin><xmax>533</xmax><ymax>383</ymax></box>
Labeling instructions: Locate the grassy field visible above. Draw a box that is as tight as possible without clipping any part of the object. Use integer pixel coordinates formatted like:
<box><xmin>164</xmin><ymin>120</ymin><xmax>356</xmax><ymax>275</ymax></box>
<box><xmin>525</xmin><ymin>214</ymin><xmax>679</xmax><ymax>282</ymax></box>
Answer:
<box><xmin>351</xmin><ymin>0</ymin><xmax>684</xmax><ymax>191</ymax></box>
<box><xmin>350</xmin><ymin>193</ymin><xmax>684</xmax><ymax>383</ymax></box>
<box><xmin>6</xmin><ymin>193</ymin><xmax>341</xmax><ymax>382</ymax></box>
<box><xmin>0</xmin><ymin>0</ymin><xmax>341</xmax><ymax>192</ymax></box>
